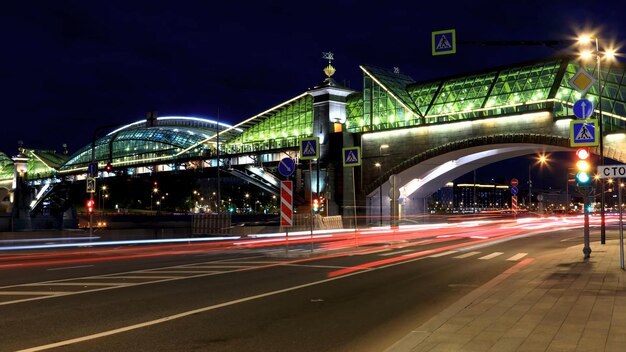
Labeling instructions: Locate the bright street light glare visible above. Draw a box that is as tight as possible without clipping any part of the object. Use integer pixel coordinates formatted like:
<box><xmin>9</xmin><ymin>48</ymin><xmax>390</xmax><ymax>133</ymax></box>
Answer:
<box><xmin>580</xmin><ymin>50</ymin><xmax>593</xmax><ymax>60</ymax></box>
<box><xmin>605</xmin><ymin>49</ymin><xmax>616</xmax><ymax>60</ymax></box>
<box><xmin>577</xmin><ymin>35</ymin><xmax>592</xmax><ymax>45</ymax></box>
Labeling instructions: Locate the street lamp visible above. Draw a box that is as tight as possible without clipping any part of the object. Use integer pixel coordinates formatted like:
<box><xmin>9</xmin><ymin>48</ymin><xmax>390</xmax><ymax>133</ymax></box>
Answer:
<box><xmin>577</xmin><ymin>33</ymin><xmax>618</xmax><ymax>244</ymax></box>
<box><xmin>528</xmin><ymin>153</ymin><xmax>549</xmax><ymax>211</ymax></box>
<box><xmin>377</xmin><ymin>144</ymin><xmax>389</xmax><ymax>225</ymax></box>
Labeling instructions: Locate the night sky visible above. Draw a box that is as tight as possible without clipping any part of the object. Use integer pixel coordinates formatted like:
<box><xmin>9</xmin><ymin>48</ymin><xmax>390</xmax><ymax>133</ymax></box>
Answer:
<box><xmin>2</xmin><ymin>1</ymin><xmax>626</xmax><ymax>186</ymax></box>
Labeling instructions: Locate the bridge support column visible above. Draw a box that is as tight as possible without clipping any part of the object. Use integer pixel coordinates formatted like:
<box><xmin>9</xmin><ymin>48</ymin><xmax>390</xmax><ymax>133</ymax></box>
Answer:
<box><xmin>11</xmin><ymin>151</ymin><xmax>32</xmax><ymax>231</ymax></box>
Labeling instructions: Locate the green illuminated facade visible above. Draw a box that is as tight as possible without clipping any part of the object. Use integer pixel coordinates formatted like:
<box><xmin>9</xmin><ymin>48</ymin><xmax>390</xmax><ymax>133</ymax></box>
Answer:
<box><xmin>226</xmin><ymin>94</ymin><xmax>314</xmax><ymax>154</ymax></box>
<box><xmin>347</xmin><ymin>57</ymin><xmax>626</xmax><ymax>133</ymax></box>
<box><xmin>15</xmin><ymin>55</ymin><xmax>626</xmax><ymax>181</ymax></box>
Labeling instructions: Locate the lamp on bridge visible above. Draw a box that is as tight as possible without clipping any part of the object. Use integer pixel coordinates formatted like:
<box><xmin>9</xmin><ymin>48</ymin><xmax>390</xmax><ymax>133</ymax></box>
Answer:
<box><xmin>376</xmin><ymin>144</ymin><xmax>389</xmax><ymax>225</ymax></box>
<box><xmin>577</xmin><ymin>33</ymin><xmax>618</xmax><ymax>244</ymax></box>
<box><xmin>528</xmin><ymin>153</ymin><xmax>549</xmax><ymax>211</ymax></box>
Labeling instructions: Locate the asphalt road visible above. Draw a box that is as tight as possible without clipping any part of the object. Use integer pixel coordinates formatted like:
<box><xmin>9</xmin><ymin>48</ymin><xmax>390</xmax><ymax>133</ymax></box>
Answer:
<box><xmin>0</xmin><ymin>226</ymin><xmax>586</xmax><ymax>352</ymax></box>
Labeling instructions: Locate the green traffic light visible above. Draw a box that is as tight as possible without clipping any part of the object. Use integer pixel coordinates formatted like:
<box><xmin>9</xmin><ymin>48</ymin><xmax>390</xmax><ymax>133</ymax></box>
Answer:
<box><xmin>576</xmin><ymin>171</ymin><xmax>591</xmax><ymax>184</ymax></box>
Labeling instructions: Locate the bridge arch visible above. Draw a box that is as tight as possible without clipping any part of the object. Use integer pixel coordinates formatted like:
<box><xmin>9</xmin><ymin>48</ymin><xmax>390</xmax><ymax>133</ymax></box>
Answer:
<box><xmin>363</xmin><ymin>131</ymin><xmax>626</xmax><ymax>217</ymax></box>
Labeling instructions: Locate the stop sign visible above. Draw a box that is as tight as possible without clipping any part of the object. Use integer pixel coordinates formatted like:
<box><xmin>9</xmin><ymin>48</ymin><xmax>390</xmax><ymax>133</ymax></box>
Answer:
<box><xmin>511</xmin><ymin>178</ymin><xmax>519</xmax><ymax>187</ymax></box>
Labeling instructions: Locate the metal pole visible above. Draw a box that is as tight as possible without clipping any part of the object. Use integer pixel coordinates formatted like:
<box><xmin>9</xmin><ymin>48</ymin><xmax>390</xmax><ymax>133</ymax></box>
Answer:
<box><xmin>618</xmin><ymin>181</ymin><xmax>624</xmax><ymax>269</ymax></box>
<box><xmin>352</xmin><ymin>167</ymin><xmax>358</xmax><ymax>247</ymax></box>
<box><xmin>216</xmin><ymin>111</ymin><xmax>221</xmax><ymax>213</ymax></box>
<box><xmin>583</xmin><ymin>192</ymin><xmax>592</xmax><ymax>259</ymax></box>
<box><xmin>379</xmin><ymin>147</ymin><xmax>383</xmax><ymax>226</ymax></box>
<box><xmin>309</xmin><ymin>160</ymin><xmax>313</xmax><ymax>253</ymax></box>
<box><xmin>596</xmin><ymin>38</ymin><xmax>607</xmax><ymax>244</ymax></box>
<box><xmin>528</xmin><ymin>163</ymin><xmax>532</xmax><ymax>211</ymax></box>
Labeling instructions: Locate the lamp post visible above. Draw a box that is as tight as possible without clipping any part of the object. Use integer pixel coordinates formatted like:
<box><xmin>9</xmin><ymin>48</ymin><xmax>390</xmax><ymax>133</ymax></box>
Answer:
<box><xmin>376</xmin><ymin>144</ymin><xmax>389</xmax><ymax>225</ymax></box>
<box><xmin>528</xmin><ymin>154</ymin><xmax>549</xmax><ymax>212</ymax></box>
<box><xmin>578</xmin><ymin>34</ymin><xmax>617</xmax><ymax>244</ymax></box>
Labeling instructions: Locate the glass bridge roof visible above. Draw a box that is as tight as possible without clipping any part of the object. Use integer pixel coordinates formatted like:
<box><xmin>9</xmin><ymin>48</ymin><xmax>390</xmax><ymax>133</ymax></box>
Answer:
<box><xmin>60</xmin><ymin>116</ymin><xmax>243</xmax><ymax>172</ymax></box>
<box><xmin>349</xmin><ymin>55</ymin><xmax>626</xmax><ymax>133</ymax></box>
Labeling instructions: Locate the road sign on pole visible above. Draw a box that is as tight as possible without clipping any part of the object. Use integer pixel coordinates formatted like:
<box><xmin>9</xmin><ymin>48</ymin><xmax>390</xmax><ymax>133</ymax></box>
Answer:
<box><xmin>342</xmin><ymin>147</ymin><xmax>361</xmax><ymax>167</ymax></box>
<box><xmin>280</xmin><ymin>181</ymin><xmax>293</xmax><ymax>227</ymax></box>
<box><xmin>597</xmin><ymin>164</ymin><xmax>626</xmax><ymax>179</ymax></box>
<box><xmin>570</xmin><ymin>119</ymin><xmax>599</xmax><ymax>147</ymax></box>
<box><xmin>573</xmin><ymin>99</ymin><xmax>594</xmax><ymax>119</ymax></box>
<box><xmin>87</xmin><ymin>162</ymin><xmax>98</xmax><ymax>177</ymax></box>
<box><xmin>300</xmin><ymin>137</ymin><xmax>319</xmax><ymax>160</ymax></box>
<box><xmin>432</xmin><ymin>29</ymin><xmax>456</xmax><ymax>56</ymax></box>
<box><xmin>278</xmin><ymin>157</ymin><xmax>295</xmax><ymax>177</ymax></box>
<box><xmin>569</xmin><ymin>68</ymin><xmax>596</xmax><ymax>95</ymax></box>
<box><xmin>510</xmin><ymin>186</ymin><xmax>519</xmax><ymax>195</ymax></box>
<box><xmin>510</xmin><ymin>178</ymin><xmax>519</xmax><ymax>187</ymax></box>
<box><xmin>86</xmin><ymin>178</ymin><xmax>96</xmax><ymax>193</ymax></box>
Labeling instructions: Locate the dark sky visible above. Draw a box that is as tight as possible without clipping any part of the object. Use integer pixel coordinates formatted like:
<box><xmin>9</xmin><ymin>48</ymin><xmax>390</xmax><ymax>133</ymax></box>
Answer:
<box><xmin>2</xmin><ymin>1</ymin><xmax>625</xmax><ymax>185</ymax></box>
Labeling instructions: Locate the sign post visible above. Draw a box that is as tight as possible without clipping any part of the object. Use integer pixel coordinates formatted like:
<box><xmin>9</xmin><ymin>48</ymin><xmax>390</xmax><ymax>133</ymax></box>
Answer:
<box><xmin>432</xmin><ymin>29</ymin><xmax>456</xmax><ymax>56</ymax></box>
<box><xmin>510</xmin><ymin>178</ymin><xmax>519</xmax><ymax>216</ymax></box>
<box><xmin>343</xmin><ymin>146</ymin><xmax>361</xmax><ymax>246</ymax></box>
<box><xmin>597</xmin><ymin>164</ymin><xmax>625</xmax><ymax>269</ymax></box>
<box><xmin>280</xmin><ymin>181</ymin><xmax>293</xmax><ymax>255</ymax></box>
<box><xmin>570</xmin><ymin>119</ymin><xmax>599</xmax><ymax>147</ymax></box>
<box><xmin>300</xmin><ymin>137</ymin><xmax>319</xmax><ymax>253</ymax></box>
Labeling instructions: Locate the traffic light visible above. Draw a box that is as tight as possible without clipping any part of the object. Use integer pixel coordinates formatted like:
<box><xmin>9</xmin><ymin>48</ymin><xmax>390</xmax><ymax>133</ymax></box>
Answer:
<box><xmin>105</xmin><ymin>163</ymin><xmax>112</xmax><ymax>172</ymax></box>
<box><xmin>312</xmin><ymin>198</ymin><xmax>319</xmax><ymax>212</ymax></box>
<box><xmin>86</xmin><ymin>199</ymin><xmax>94</xmax><ymax>214</ymax></box>
<box><xmin>575</xmin><ymin>148</ymin><xmax>591</xmax><ymax>185</ymax></box>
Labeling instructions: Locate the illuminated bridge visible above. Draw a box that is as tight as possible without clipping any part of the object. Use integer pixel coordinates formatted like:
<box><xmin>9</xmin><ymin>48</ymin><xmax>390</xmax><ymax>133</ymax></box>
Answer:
<box><xmin>3</xmin><ymin>54</ymin><xmax>626</xmax><ymax>227</ymax></box>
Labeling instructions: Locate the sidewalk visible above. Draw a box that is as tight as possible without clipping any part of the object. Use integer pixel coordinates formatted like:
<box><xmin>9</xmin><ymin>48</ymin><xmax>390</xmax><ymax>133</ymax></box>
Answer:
<box><xmin>387</xmin><ymin>236</ymin><xmax>626</xmax><ymax>352</ymax></box>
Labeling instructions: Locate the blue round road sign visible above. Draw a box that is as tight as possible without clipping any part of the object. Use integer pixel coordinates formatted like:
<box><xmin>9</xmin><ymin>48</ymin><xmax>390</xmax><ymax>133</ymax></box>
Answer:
<box><xmin>510</xmin><ymin>186</ymin><xmax>519</xmax><ymax>195</ymax></box>
<box><xmin>278</xmin><ymin>157</ymin><xmax>295</xmax><ymax>177</ymax></box>
<box><xmin>573</xmin><ymin>99</ymin><xmax>594</xmax><ymax>119</ymax></box>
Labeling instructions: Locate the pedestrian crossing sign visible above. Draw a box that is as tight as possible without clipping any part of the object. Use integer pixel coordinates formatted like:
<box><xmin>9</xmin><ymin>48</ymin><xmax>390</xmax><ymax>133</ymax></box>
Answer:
<box><xmin>570</xmin><ymin>119</ymin><xmax>599</xmax><ymax>147</ymax></box>
<box><xmin>300</xmin><ymin>137</ymin><xmax>319</xmax><ymax>160</ymax></box>
<box><xmin>86</xmin><ymin>178</ymin><xmax>96</xmax><ymax>193</ymax></box>
<box><xmin>432</xmin><ymin>29</ymin><xmax>456</xmax><ymax>56</ymax></box>
<box><xmin>342</xmin><ymin>147</ymin><xmax>361</xmax><ymax>167</ymax></box>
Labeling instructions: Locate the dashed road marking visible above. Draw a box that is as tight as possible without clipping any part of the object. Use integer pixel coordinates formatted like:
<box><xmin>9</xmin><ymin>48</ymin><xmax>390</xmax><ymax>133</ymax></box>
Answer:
<box><xmin>453</xmin><ymin>251</ymin><xmax>481</xmax><ymax>259</ymax></box>
<box><xmin>478</xmin><ymin>252</ymin><xmax>504</xmax><ymax>260</ymax></box>
<box><xmin>506</xmin><ymin>253</ymin><xmax>528</xmax><ymax>261</ymax></box>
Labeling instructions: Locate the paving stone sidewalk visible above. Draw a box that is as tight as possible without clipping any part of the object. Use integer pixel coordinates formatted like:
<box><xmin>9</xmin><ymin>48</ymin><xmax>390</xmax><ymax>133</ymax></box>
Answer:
<box><xmin>387</xmin><ymin>237</ymin><xmax>626</xmax><ymax>352</ymax></box>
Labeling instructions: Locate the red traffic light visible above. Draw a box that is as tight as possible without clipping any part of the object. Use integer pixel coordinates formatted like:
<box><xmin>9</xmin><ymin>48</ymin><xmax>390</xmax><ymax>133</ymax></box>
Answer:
<box><xmin>105</xmin><ymin>163</ymin><xmax>112</xmax><ymax>172</ymax></box>
<box><xmin>86</xmin><ymin>199</ymin><xmax>94</xmax><ymax>213</ymax></box>
<box><xmin>576</xmin><ymin>148</ymin><xmax>590</xmax><ymax>160</ymax></box>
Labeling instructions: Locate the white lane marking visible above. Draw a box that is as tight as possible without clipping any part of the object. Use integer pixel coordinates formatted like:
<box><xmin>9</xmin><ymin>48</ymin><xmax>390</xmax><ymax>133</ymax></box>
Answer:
<box><xmin>101</xmin><ymin>276</ymin><xmax>184</xmax><ymax>279</ymax></box>
<box><xmin>453</xmin><ymin>251</ymin><xmax>481</xmax><ymax>259</ymax></box>
<box><xmin>180</xmin><ymin>265</ymin><xmax>249</xmax><ymax>269</ymax></box>
<box><xmin>283</xmin><ymin>264</ymin><xmax>348</xmax><ymax>269</ymax></box>
<box><xmin>135</xmin><ymin>270</ymin><xmax>214</xmax><ymax>274</ymax></box>
<box><xmin>354</xmin><ymin>249</ymin><xmax>391</xmax><ymax>255</ymax></box>
<box><xmin>23</xmin><ymin>282</ymin><xmax>132</xmax><ymax>287</ymax></box>
<box><xmin>506</xmin><ymin>253</ymin><xmax>528</xmax><ymax>261</ymax></box>
<box><xmin>380</xmin><ymin>249</ymin><xmax>413</xmax><ymax>256</ymax></box>
<box><xmin>478</xmin><ymin>252</ymin><xmax>504</xmax><ymax>260</ymax></box>
<box><xmin>428</xmin><ymin>250</ymin><xmax>456</xmax><ymax>258</ymax></box>
<box><xmin>47</xmin><ymin>265</ymin><xmax>94</xmax><ymax>271</ymax></box>
<box><xmin>0</xmin><ymin>291</ymin><xmax>68</xmax><ymax>296</ymax></box>
<box><xmin>15</xmin><ymin>256</ymin><xmax>426</xmax><ymax>352</ymax></box>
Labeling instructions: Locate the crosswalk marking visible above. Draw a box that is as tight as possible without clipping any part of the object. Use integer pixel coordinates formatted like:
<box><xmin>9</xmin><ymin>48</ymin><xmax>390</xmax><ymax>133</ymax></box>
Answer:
<box><xmin>380</xmin><ymin>249</ymin><xmax>413</xmax><ymax>256</ymax></box>
<box><xmin>454</xmin><ymin>251</ymin><xmax>481</xmax><ymax>259</ymax></box>
<box><xmin>428</xmin><ymin>250</ymin><xmax>456</xmax><ymax>258</ymax></box>
<box><xmin>506</xmin><ymin>253</ymin><xmax>528</xmax><ymax>261</ymax></box>
<box><xmin>478</xmin><ymin>252</ymin><xmax>504</xmax><ymax>260</ymax></box>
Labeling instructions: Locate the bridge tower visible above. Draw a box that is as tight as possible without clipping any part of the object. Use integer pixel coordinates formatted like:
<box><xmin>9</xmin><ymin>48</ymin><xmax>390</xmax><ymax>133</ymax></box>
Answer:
<box><xmin>11</xmin><ymin>148</ymin><xmax>31</xmax><ymax>230</ymax></box>
<box><xmin>307</xmin><ymin>55</ymin><xmax>356</xmax><ymax>217</ymax></box>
